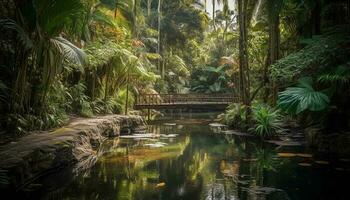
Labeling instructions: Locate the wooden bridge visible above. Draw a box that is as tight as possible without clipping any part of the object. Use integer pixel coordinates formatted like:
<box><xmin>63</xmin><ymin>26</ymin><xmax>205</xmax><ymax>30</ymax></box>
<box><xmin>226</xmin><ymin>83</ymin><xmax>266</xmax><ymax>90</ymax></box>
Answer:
<box><xmin>134</xmin><ymin>93</ymin><xmax>238</xmax><ymax>110</ymax></box>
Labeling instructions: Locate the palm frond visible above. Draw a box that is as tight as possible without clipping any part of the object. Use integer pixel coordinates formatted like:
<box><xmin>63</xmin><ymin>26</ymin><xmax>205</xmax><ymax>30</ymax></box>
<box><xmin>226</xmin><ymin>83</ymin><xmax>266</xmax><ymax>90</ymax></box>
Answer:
<box><xmin>33</xmin><ymin>0</ymin><xmax>84</xmax><ymax>34</ymax></box>
<box><xmin>92</xmin><ymin>9</ymin><xmax>117</xmax><ymax>27</ymax></box>
<box><xmin>0</xmin><ymin>19</ymin><xmax>33</xmax><ymax>50</ymax></box>
<box><xmin>50</xmin><ymin>37</ymin><xmax>86</xmax><ymax>67</ymax></box>
<box><xmin>318</xmin><ymin>64</ymin><xmax>350</xmax><ymax>86</ymax></box>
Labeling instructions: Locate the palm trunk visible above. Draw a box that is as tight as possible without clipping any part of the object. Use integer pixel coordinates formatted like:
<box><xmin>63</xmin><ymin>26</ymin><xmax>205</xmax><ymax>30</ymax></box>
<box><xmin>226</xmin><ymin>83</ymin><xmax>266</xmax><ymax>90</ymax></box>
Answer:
<box><xmin>157</xmin><ymin>0</ymin><xmax>162</xmax><ymax>73</ymax></box>
<box><xmin>212</xmin><ymin>0</ymin><xmax>216</xmax><ymax>30</ymax></box>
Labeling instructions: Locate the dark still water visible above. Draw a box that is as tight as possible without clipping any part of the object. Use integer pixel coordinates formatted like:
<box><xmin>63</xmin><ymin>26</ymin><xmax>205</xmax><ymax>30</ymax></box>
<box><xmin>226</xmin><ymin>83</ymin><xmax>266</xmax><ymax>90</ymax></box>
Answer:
<box><xmin>18</xmin><ymin>112</ymin><xmax>349</xmax><ymax>200</ymax></box>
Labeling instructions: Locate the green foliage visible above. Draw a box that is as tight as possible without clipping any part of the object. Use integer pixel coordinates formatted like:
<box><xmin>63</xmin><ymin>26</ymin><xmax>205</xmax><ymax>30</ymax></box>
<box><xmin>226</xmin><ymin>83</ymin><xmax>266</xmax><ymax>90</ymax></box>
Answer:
<box><xmin>190</xmin><ymin>65</ymin><xmax>231</xmax><ymax>93</ymax></box>
<box><xmin>250</xmin><ymin>104</ymin><xmax>282</xmax><ymax>138</ymax></box>
<box><xmin>69</xmin><ymin>83</ymin><xmax>93</xmax><ymax>117</ymax></box>
<box><xmin>254</xmin><ymin>147</ymin><xmax>279</xmax><ymax>172</ymax></box>
<box><xmin>0</xmin><ymin>81</ymin><xmax>8</xmax><ymax>104</ymax></box>
<box><xmin>318</xmin><ymin>63</ymin><xmax>350</xmax><ymax>88</ymax></box>
<box><xmin>0</xmin><ymin>19</ymin><xmax>33</xmax><ymax>50</ymax></box>
<box><xmin>270</xmin><ymin>26</ymin><xmax>350</xmax><ymax>84</ymax></box>
<box><xmin>0</xmin><ymin>169</ymin><xmax>9</xmax><ymax>188</ymax></box>
<box><xmin>218</xmin><ymin>103</ymin><xmax>247</xmax><ymax>129</ymax></box>
<box><xmin>278</xmin><ymin>77</ymin><xmax>330</xmax><ymax>115</ymax></box>
<box><xmin>32</xmin><ymin>0</ymin><xmax>84</xmax><ymax>34</ymax></box>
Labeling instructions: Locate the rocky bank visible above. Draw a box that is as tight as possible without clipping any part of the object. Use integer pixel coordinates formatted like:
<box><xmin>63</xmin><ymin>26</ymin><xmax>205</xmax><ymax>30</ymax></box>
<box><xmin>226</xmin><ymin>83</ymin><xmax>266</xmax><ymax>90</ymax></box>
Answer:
<box><xmin>0</xmin><ymin>115</ymin><xmax>146</xmax><ymax>189</ymax></box>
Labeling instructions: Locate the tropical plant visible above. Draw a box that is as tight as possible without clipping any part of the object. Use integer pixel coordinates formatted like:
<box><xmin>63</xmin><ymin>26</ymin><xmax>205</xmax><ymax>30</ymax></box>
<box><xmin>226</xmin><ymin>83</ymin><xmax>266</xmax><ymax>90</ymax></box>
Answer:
<box><xmin>69</xmin><ymin>83</ymin><xmax>93</xmax><ymax>117</ymax></box>
<box><xmin>250</xmin><ymin>103</ymin><xmax>282</xmax><ymax>138</ymax></box>
<box><xmin>318</xmin><ymin>63</ymin><xmax>350</xmax><ymax>88</ymax></box>
<box><xmin>278</xmin><ymin>77</ymin><xmax>330</xmax><ymax>115</ymax></box>
<box><xmin>190</xmin><ymin>65</ymin><xmax>231</xmax><ymax>93</ymax></box>
<box><xmin>0</xmin><ymin>169</ymin><xmax>9</xmax><ymax>188</ymax></box>
<box><xmin>218</xmin><ymin>103</ymin><xmax>247</xmax><ymax>129</ymax></box>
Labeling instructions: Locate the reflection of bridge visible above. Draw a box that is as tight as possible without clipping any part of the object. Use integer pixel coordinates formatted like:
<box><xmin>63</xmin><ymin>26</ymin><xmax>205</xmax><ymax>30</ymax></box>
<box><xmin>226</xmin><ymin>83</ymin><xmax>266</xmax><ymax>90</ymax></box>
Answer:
<box><xmin>134</xmin><ymin>94</ymin><xmax>238</xmax><ymax>110</ymax></box>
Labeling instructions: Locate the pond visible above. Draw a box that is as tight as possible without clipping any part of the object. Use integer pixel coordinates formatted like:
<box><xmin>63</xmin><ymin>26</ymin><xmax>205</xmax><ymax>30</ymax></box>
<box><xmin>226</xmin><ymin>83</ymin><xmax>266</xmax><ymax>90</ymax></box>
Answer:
<box><xmin>17</xmin><ymin>112</ymin><xmax>349</xmax><ymax>200</ymax></box>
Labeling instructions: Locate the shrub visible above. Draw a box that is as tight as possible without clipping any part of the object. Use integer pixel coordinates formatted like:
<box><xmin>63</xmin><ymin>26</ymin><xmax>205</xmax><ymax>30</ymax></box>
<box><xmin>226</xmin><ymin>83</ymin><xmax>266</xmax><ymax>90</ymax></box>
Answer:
<box><xmin>250</xmin><ymin>104</ymin><xmax>282</xmax><ymax>139</ymax></box>
<box><xmin>218</xmin><ymin>103</ymin><xmax>247</xmax><ymax>129</ymax></box>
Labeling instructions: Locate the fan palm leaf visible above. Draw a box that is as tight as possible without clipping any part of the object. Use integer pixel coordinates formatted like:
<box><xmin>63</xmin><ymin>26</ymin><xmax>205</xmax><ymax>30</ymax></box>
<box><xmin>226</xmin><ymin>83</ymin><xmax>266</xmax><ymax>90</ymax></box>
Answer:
<box><xmin>278</xmin><ymin>77</ymin><xmax>330</xmax><ymax>114</ymax></box>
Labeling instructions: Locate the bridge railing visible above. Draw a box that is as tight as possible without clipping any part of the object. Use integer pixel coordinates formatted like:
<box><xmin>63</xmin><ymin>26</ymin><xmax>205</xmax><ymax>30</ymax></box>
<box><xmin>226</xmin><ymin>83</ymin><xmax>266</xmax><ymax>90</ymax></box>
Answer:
<box><xmin>135</xmin><ymin>93</ymin><xmax>238</xmax><ymax>106</ymax></box>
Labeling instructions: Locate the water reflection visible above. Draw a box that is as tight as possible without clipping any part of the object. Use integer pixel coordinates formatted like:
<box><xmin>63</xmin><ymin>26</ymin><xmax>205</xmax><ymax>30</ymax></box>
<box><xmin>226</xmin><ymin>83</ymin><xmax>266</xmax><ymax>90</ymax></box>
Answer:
<box><xmin>17</xmin><ymin>112</ymin><xmax>350</xmax><ymax>200</ymax></box>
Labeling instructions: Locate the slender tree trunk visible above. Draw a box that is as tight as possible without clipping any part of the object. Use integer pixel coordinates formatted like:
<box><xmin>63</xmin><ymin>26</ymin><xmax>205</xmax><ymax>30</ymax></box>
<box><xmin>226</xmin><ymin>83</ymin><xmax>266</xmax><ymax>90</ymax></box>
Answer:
<box><xmin>125</xmin><ymin>73</ymin><xmax>129</xmax><ymax>115</ymax></box>
<box><xmin>212</xmin><ymin>0</ymin><xmax>216</xmax><ymax>30</ymax></box>
<box><xmin>147</xmin><ymin>0</ymin><xmax>152</xmax><ymax>16</ymax></box>
<box><xmin>204</xmin><ymin>0</ymin><xmax>207</xmax><ymax>13</ymax></box>
<box><xmin>104</xmin><ymin>66</ymin><xmax>110</xmax><ymax>101</ymax></box>
<box><xmin>237</xmin><ymin>0</ymin><xmax>250</xmax><ymax>104</ymax></box>
<box><xmin>157</xmin><ymin>0</ymin><xmax>162</xmax><ymax>73</ymax></box>
<box><xmin>270</xmin><ymin>17</ymin><xmax>280</xmax><ymax>104</ymax></box>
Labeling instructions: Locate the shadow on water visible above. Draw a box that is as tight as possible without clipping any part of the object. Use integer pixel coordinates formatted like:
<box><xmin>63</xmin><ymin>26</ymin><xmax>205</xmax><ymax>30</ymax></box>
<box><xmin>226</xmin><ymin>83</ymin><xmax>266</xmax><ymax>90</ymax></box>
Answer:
<box><xmin>16</xmin><ymin>112</ymin><xmax>350</xmax><ymax>200</ymax></box>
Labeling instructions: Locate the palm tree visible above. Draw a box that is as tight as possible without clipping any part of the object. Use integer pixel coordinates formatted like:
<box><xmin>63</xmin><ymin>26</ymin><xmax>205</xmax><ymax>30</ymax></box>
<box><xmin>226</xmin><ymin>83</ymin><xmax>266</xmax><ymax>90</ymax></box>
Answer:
<box><xmin>3</xmin><ymin>0</ymin><xmax>86</xmax><ymax>114</ymax></box>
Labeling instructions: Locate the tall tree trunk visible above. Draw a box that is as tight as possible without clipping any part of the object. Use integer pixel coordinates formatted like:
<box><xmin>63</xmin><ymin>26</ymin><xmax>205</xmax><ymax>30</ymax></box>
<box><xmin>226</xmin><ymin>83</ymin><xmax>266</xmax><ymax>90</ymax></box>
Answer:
<box><xmin>212</xmin><ymin>0</ymin><xmax>216</xmax><ymax>30</ymax></box>
<box><xmin>268</xmin><ymin>14</ymin><xmax>280</xmax><ymax>103</ymax></box>
<box><xmin>157</xmin><ymin>0</ymin><xmax>162</xmax><ymax>73</ymax></box>
<box><xmin>147</xmin><ymin>0</ymin><xmax>152</xmax><ymax>16</ymax></box>
<box><xmin>204</xmin><ymin>0</ymin><xmax>207</xmax><ymax>13</ymax></box>
<box><xmin>265</xmin><ymin>0</ymin><xmax>281</xmax><ymax>104</ymax></box>
<box><xmin>237</xmin><ymin>0</ymin><xmax>250</xmax><ymax>104</ymax></box>
<box><xmin>237</xmin><ymin>0</ymin><xmax>251</xmax><ymax>118</ymax></box>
